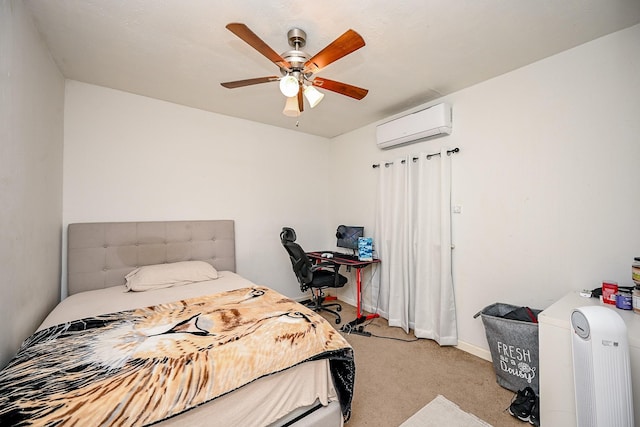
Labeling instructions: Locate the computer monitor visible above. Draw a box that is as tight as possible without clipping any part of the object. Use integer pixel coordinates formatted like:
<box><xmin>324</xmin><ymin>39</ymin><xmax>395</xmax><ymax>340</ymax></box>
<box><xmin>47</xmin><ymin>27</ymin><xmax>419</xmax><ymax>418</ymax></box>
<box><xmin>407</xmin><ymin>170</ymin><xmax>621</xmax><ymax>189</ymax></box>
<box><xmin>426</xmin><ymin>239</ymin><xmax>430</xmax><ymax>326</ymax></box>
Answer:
<box><xmin>336</xmin><ymin>225</ymin><xmax>364</xmax><ymax>251</ymax></box>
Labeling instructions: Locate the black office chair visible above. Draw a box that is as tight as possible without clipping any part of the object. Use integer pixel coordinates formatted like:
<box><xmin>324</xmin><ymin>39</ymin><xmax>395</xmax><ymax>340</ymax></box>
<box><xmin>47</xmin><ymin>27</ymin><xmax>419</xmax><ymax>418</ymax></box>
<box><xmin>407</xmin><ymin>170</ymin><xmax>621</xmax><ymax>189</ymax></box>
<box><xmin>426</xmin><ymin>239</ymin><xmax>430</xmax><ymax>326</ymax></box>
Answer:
<box><xmin>280</xmin><ymin>227</ymin><xmax>347</xmax><ymax>324</ymax></box>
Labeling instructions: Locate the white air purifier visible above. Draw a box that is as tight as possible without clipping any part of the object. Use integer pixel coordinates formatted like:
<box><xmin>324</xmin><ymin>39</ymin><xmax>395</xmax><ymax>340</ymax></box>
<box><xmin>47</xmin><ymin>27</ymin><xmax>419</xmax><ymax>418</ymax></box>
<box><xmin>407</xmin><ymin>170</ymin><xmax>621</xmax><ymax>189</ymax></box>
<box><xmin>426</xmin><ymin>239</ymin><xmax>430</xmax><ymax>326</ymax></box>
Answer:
<box><xmin>571</xmin><ymin>306</ymin><xmax>634</xmax><ymax>427</ymax></box>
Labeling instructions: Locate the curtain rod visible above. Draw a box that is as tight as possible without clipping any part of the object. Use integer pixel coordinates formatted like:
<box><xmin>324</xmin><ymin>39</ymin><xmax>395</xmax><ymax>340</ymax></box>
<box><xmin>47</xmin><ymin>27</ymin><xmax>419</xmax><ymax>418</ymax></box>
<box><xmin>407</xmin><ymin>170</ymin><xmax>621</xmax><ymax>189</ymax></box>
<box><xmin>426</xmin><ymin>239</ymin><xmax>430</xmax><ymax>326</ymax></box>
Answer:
<box><xmin>371</xmin><ymin>147</ymin><xmax>460</xmax><ymax>168</ymax></box>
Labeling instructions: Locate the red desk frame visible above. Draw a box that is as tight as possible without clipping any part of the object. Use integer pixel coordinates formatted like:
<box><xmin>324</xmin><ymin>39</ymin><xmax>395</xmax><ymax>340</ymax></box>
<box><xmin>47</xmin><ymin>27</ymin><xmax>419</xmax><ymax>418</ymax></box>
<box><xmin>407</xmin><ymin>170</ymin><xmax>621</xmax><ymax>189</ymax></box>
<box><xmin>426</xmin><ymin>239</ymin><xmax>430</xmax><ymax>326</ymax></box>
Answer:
<box><xmin>307</xmin><ymin>251</ymin><xmax>380</xmax><ymax>324</ymax></box>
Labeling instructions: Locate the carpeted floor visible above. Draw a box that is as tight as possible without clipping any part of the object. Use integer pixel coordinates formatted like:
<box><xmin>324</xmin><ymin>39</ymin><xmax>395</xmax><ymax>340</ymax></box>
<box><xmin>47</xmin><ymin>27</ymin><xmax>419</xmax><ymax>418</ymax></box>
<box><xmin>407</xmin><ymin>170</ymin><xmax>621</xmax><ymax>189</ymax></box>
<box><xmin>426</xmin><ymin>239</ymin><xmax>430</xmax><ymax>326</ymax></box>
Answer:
<box><xmin>321</xmin><ymin>302</ymin><xmax>524</xmax><ymax>427</ymax></box>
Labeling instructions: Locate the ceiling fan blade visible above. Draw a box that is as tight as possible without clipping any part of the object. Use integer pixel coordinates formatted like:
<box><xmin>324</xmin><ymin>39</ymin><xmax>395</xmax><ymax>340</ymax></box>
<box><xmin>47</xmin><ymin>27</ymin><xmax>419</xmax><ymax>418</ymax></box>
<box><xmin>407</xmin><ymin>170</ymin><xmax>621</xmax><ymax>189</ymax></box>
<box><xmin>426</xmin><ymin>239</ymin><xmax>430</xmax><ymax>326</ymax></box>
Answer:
<box><xmin>312</xmin><ymin>77</ymin><xmax>368</xmax><ymax>100</ymax></box>
<box><xmin>304</xmin><ymin>29</ymin><xmax>365</xmax><ymax>74</ymax></box>
<box><xmin>297</xmin><ymin>86</ymin><xmax>304</xmax><ymax>112</ymax></box>
<box><xmin>221</xmin><ymin>76</ymin><xmax>280</xmax><ymax>89</ymax></box>
<box><xmin>226</xmin><ymin>23</ymin><xmax>291</xmax><ymax>70</ymax></box>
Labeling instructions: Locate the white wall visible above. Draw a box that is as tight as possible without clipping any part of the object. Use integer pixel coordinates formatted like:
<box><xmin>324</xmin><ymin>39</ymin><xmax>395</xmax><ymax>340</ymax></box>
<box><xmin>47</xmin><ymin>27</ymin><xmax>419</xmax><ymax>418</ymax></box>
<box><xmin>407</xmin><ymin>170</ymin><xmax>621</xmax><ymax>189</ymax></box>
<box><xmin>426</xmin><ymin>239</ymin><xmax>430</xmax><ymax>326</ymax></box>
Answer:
<box><xmin>63</xmin><ymin>81</ymin><xmax>333</xmax><ymax>298</ymax></box>
<box><xmin>331</xmin><ymin>24</ymin><xmax>640</xmax><ymax>358</ymax></box>
<box><xmin>63</xmin><ymin>24</ymin><xmax>640</xmax><ymax>360</ymax></box>
<box><xmin>0</xmin><ymin>0</ymin><xmax>64</xmax><ymax>367</ymax></box>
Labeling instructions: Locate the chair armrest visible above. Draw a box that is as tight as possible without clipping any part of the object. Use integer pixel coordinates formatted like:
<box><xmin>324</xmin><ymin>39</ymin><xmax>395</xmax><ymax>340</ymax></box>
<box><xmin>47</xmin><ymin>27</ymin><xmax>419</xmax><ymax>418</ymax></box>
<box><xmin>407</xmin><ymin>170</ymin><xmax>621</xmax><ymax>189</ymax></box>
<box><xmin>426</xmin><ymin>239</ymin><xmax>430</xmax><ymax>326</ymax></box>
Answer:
<box><xmin>311</xmin><ymin>262</ymin><xmax>343</xmax><ymax>287</ymax></box>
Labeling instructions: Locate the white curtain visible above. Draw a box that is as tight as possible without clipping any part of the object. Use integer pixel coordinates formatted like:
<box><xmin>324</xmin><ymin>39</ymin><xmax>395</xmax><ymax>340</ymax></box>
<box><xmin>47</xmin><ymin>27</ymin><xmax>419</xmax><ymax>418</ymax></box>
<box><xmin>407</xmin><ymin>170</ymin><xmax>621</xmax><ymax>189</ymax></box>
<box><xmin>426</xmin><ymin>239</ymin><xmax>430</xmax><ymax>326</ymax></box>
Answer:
<box><xmin>372</xmin><ymin>148</ymin><xmax>457</xmax><ymax>345</ymax></box>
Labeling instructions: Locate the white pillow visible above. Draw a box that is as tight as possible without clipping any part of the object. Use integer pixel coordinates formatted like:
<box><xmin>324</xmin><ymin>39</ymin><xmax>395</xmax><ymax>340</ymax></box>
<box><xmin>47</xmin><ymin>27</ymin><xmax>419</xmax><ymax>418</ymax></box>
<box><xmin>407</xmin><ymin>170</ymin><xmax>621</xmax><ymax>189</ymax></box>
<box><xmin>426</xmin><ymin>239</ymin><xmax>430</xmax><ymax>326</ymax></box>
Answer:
<box><xmin>125</xmin><ymin>261</ymin><xmax>218</xmax><ymax>292</ymax></box>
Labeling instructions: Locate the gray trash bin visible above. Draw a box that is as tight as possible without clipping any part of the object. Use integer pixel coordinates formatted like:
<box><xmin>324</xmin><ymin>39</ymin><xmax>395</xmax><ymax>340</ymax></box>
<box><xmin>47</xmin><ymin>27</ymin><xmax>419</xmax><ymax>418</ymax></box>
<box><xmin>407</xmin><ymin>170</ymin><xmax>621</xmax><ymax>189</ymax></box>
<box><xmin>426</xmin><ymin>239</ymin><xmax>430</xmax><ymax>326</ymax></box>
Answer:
<box><xmin>474</xmin><ymin>303</ymin><xmax>541</xmax><ymax>394</ymax></box>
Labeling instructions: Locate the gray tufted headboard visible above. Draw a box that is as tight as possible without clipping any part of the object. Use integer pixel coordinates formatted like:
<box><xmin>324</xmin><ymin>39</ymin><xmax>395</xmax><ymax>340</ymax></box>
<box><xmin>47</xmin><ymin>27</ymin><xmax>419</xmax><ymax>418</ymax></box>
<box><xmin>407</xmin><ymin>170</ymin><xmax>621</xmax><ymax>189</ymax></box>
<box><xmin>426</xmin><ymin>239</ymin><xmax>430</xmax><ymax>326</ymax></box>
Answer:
<box><xmin>67</xmin><ymin>220</ymin><xmax>235</xmax><ymax>295</ymax></box>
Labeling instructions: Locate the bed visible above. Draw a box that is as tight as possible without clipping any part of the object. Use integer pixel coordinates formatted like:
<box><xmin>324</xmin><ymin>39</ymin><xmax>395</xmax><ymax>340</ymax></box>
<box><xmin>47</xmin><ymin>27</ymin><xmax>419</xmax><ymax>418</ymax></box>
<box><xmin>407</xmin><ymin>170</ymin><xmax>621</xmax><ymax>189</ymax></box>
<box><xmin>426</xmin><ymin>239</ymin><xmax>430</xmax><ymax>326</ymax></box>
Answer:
<box><xmin>0</xmin><ymin>220</ymin><xmax>354</xmax><ymax>426</ymax></box>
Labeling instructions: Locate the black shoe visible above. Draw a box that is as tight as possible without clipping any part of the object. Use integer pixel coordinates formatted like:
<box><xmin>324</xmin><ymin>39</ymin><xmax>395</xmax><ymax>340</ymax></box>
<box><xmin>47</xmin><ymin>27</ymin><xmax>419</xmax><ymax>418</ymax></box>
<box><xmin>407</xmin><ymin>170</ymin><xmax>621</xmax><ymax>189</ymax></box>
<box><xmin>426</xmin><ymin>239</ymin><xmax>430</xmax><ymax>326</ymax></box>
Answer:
<box><xmin>508</xmin><ymin>387</ymin><xmax>536</xmax><ymax>422</ymax></box>
<box><xmin>529</xmin><ymin>394</ymin><xmax>540</xmax><ymax>427</ymax></box>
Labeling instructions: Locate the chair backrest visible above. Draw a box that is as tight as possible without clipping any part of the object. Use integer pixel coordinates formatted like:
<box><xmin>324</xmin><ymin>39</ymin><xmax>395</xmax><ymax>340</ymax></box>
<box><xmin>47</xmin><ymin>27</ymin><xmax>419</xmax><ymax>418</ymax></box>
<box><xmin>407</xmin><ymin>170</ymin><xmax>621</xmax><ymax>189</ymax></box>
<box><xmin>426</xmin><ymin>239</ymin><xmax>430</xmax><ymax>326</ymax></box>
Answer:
<box><xmin>280</xmin><ymin>227</ymin><xmax>313</xmax><ymax>290</ymax></box>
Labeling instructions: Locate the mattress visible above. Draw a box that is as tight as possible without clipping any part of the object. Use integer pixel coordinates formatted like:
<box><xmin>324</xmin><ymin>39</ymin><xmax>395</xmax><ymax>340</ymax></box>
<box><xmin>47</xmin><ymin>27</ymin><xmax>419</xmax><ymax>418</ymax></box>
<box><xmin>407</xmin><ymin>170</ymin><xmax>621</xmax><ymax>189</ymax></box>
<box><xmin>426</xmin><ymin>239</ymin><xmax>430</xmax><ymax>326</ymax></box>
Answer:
<box><xmin>38</xmin><ymin>271</ymin><xmax>257</xmax><ymax>330</ymax></box>
<box><xmin>4</xmin><ymin>272</ymin><xmax>347</xmax><ymax>427</ymax></box>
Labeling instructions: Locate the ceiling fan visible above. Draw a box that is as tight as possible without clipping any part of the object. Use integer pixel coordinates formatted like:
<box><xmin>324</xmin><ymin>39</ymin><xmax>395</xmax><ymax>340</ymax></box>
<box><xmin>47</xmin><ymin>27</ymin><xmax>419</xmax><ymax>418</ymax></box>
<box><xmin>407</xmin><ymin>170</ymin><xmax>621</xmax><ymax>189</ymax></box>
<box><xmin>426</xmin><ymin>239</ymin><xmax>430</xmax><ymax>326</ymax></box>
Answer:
<box><xmin>221</xmin><ymin>23</ymin><xmax>368</xmax><ymax>117</ymax></box>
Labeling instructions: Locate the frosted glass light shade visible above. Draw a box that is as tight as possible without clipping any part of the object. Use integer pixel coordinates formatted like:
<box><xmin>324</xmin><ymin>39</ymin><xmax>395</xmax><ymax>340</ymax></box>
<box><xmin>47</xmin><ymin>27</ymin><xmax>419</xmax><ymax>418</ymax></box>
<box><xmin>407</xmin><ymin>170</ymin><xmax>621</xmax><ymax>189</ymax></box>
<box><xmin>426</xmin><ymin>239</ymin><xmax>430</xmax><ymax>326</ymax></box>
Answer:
<box><xmin>279</xmin><ymin>75</ymin><xmax>299</xmax><ymax>97</ymax></box>
<box><xmin>282</xmin><ymin>96</ymin><xmax>300</xmax><ymax>117</ymax></box>
<box><xmin>303</xmin><ymin>85</ymin><xmax>324</xmax><ymax>108</ymax></box>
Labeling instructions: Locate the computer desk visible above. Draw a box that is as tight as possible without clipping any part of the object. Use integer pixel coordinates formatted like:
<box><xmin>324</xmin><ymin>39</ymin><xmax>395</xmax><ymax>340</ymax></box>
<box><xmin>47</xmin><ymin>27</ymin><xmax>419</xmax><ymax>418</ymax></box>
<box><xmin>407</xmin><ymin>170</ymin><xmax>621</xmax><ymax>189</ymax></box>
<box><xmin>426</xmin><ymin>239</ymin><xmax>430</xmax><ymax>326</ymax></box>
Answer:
<box><xmin>306</xmin><ymin>251</ymin><xmax>380</xmax><ymax>329</ymax></box>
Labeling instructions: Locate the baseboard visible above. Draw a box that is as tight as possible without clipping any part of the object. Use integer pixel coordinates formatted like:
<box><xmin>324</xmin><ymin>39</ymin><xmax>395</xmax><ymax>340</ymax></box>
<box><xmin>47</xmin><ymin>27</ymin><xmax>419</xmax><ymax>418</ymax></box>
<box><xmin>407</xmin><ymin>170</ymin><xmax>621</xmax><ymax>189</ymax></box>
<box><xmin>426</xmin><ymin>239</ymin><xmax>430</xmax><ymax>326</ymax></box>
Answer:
<box><xmin>351</xmin><ymin>298</ymin><xmax>492</xmax><ymax>362</ymax></box>
<box><xmin>339</xmin><ymin>295</ymin><xmax>357</xmax><ymax>308</ymax></box>
<box><xmin>455</xmin><ymin>340</ymin><xmax>492</xmax><ymax>362</ymax></box>
<box><xmin>314</xmin><ymin>295</ymin><xmax>493</xmax><ymax>362</ymax></box>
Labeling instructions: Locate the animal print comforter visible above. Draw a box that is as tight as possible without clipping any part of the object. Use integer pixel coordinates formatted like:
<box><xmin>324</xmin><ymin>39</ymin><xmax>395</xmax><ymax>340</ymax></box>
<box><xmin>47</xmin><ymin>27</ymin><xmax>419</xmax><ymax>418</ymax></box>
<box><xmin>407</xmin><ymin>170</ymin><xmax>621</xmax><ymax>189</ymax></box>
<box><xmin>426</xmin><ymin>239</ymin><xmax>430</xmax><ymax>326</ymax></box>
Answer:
<box><xmin>0</xmin><ymin>286</ymin><xmax>354</xmax><ymax>426</ymax></box>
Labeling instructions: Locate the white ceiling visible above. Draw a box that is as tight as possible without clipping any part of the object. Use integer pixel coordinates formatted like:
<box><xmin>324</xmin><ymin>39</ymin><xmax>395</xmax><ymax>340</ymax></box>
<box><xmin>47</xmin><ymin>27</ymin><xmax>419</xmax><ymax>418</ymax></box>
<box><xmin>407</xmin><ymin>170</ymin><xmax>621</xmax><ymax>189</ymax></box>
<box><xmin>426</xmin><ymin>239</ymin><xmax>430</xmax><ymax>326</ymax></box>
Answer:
<box><xmin>25</xmin><ymin>0</ymin><xmax>640</xmax><ymax>138</ymax></box>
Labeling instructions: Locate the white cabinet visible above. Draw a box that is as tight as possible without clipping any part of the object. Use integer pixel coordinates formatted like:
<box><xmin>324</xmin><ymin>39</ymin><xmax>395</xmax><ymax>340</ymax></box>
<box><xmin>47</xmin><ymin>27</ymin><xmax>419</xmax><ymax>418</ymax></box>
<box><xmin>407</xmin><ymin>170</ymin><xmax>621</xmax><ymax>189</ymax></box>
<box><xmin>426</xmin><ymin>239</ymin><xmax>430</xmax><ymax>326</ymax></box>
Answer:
<box><xmin>539</xmin><ymin>292</ymin><xmax>640</xmax><ymax>427</ymax></box>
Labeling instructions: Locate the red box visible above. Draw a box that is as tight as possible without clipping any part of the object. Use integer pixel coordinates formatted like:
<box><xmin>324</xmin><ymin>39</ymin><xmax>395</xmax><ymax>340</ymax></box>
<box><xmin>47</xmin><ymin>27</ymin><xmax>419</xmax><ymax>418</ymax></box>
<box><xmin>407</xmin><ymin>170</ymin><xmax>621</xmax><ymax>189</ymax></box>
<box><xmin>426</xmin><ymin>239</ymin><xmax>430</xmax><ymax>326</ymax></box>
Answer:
<box><xmin>602</xmin><ymin>281</ymin><xmax>618</xmax><ymax>305</ymax></box>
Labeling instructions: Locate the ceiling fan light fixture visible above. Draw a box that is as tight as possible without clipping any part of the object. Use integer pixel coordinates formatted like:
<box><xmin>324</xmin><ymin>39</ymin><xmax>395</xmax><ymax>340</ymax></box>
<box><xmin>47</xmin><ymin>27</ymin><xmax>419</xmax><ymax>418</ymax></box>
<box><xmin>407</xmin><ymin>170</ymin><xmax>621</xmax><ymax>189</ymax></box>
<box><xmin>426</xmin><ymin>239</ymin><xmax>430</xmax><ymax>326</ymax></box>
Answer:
<box><xmin>279</xmin><ymin>75</ymin><xmax>299</xmax><ymax>97</ymax></box>
<box><xmin>222</xmin><ymin>23</ymin><xmax>368</xmax><ymax>116</ymax></box>
<box><xmin>282</xmin><ymin>96</ymin><xmax>301</xmax><ymax>117</ymax></box>
<box><xmin>303</xmin><ymin>85</ymin><xmax>324</xmax><ymax>108</ymax></box>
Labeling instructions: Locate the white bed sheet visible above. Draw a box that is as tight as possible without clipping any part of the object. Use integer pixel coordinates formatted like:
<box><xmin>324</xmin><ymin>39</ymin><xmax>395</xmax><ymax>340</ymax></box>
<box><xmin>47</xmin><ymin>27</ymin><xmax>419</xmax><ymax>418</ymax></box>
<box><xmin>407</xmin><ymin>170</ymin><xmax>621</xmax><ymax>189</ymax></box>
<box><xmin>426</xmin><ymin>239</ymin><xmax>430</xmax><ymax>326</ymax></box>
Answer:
<box><xmin>38</xmin><ymin>272</ymin><xmax>340</xmax><ymax>427</ymax></box>
<box><xmin>39</xmin><ymin>271</ymin><xmax>254</xmax><ymax>330</ymax></box>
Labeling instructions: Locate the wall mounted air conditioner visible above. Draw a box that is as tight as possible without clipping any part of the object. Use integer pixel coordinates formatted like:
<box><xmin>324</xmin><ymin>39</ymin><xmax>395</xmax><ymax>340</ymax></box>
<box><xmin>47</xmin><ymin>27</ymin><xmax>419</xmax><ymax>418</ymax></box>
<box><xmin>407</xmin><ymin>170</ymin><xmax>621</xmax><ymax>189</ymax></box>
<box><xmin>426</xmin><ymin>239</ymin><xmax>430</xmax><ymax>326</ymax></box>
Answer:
<box><xmin>571</xmin><ymin>306</ymin><xmax>634</xmax><ymax>427</ymax></box>
<box><xmin>376</xmin><ymin>103</ymin><xmax>452</xmax><ymax>149</ymax></box>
